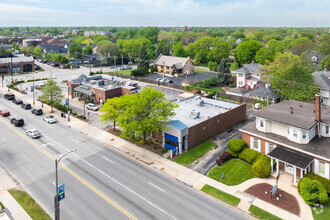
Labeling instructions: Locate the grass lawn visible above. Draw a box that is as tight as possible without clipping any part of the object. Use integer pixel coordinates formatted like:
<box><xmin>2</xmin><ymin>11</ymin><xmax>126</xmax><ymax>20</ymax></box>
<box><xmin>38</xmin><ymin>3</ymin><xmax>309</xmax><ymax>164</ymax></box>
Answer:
<box><xmin>209</xmin><ymin>85</ymin><xmax>225</xmax><ymax>93</ymax></box>
<box><xmin>312</xmin><ymin>201</ymin><xmax>330</xmax><ymax>220</ymax></box>
<box><xmin>194</xmin><ymin>68</ymin><xmax>209</xmax><ymax>73</ymax></box>
<box><xmin>8</xmin><ymin>190</ymin><xmax>51</xmax><ymax>220</ymax></box>
<box><xmin>201</xmin><ymin>184</ymin><xmax>240</xmax><ymax>206</ymax></box>
<box><xmin>117</xmin><ymin>69</ymin><xmax>132</xmax><ymax>75</ymax></box>
<box><xmin>207</xmin><ymin>159</ymin><xmax>255</xmax><ymax>186</ymax></box>
<box><xmin>249</xmin><ymin>205</ymin><xmax>282</xmax><ymax>220</ymax></box>
<box><xmin>173</xmin><ymin>140</ymin><xmax>216</xmax><ymax>166</ymax></box>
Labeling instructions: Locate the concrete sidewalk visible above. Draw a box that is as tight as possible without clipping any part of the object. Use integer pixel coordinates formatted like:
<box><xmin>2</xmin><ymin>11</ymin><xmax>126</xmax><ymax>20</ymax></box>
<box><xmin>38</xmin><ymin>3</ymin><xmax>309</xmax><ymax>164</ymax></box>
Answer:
<box><xmin>1</xmin><ymin>87</ymin><xmax>313</xmax><ymax>220</ymax></box>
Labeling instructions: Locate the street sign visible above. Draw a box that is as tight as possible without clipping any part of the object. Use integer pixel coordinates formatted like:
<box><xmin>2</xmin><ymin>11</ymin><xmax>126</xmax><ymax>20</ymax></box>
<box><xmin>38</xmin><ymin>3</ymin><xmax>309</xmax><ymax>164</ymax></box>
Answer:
<box><xmin>271</xmin><ymin>184</ymin><xmax>277</xmax><ymax>195</ymax></box>
<box><xmin>58</xmin><ymin>184</ymin><xmax>65</xmax><ymax>201</ymax></box>
<box><xmin>221</xmin><ymin>172</ymin><xmax>224</xmax><ymax>179</ymax></box>
<box><xmin>31</xmin><ymin>86</ymin><xmax>34</xmax><ymax>92</ymax></box>
<box><xmin>65</xmin><ymin>98</ymin><xmax>69</xmax><ymax>106</ymax></box>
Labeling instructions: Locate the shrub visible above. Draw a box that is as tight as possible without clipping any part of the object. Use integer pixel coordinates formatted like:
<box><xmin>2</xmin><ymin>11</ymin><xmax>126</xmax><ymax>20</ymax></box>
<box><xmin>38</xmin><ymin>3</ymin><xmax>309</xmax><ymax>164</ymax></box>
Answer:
<box><xmin>77</xmin><ymin>114</ymin><xmax>84</xmax><ymax>118</ymax></box>
<box><xmin>72</xmin><ymin>112</ymin><xmax>77</xmax><ymax>115</ymax></box>
<box><xmin>253</xmin><ymin>153</ymin><xmax>270</xmax><ymax>165</ymax></box>
<box><xmin>302</xmin><ymin>172</ymin><xmax>330</xmax><ymax>194</ymax></box>
<box><xmin>89</xmin><ymin>71</ymin><xmax>95</xmax><ymax>76</ymax></box>
<box><xmin>299</xmin><ymin>178</ymin><xmax>328</xmax><ymax>206</ymax></box>
<box><xmin>252</xmin><ymin>158</ymin><xmax>271</xmax><ymax>178</ymax></box>
<box><xmin>161</xmin><ymin>148</ymin><xmax>169</xmax><ymax>153</ymax></box>
<box><xmin>238</xmin><ymin>148</ymin><xmax>261</xmax><ymax>164</ymax></box>
<box><xmin>227</xmin><ymin>139</ymin><xmax>247</xmax><ymax>157</ymax></box>
<box><xmin>208</xmin><ymin>61</ymin><xmax>218</xmax><ymax>71</ymax></box>
<box><xmin>150</xmin><ymin>65</ymin><xmax>157</xmax><ymax>73</ymax></box>
<box><xmin>131</xmin><ymin>67</ymin><xmax>149</xmax><ymax>76</ymax></box>
<box><xmin>216</xmin><ymin>151</ymin><xmax>231</xmax><ymax>166</ymax></box>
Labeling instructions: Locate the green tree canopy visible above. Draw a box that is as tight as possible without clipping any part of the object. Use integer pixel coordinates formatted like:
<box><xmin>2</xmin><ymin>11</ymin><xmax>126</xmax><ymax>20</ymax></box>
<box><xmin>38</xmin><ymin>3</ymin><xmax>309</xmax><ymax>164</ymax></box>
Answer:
<box><xmin>157</xmin><ymin>31</ymin><xmax>177</xmax><ymax>42</ymax></box>
<box><xmin>172</xmin><ymin>42</ymin><xmax>186</xmax><ymax>57</ymax></box>
<box><xmin>100</xmin><ymin>86</ymin><xmax>178</xmax><ymax>144</ymax></box>
<box><xmin>255</xmin><ymin>39</ymin><xmax>286</xmax><ymax>64</ymax></box>
<box><xmin>93</xmin><ymin>35</ymin><xmax>110</xmax><ymax>45</ymax></box>
<box><xmin>138</xmin><ymin>45</ymin><xmax>149</xmax><ymax>69</ymax></box>
<box><xmin>40</xmin><ymin>80</ymin><xmax>63</xmax><ymax>112</ymax></box>
<box><xmin>235</xmin><ymin>39</ymin><xmax>261</xmax><ymax>65</ymax></box>
<box><xmin>83</xmin><ymin>45</ymin><xmax>93</xmax><ymax>55</ymax></box>
<box><xmin>318</xmin><ymin>55</ymin><xmax>330</xmax><ymax>71</ymax></box>
<box><xmin>68</xmin><ymin>41</ymin><xmax>83</xmax><ymax>58</ymax></box>
<box><xmin>216</xmin><ymin>58</ymin><xmax>231</xmax><ymax>85</ymax></box>
<box><xmin>54</xmin><ymin>54</ymin><xmax>68</xmax><ymax>64</ymax></box>
<box><xmin>292</xmin><ymin>37</ymin><xmax>314</xmax><ymax>55</ymax></box>
<box><xmin>317</xmin><ymin>33</ymin><xmax>330</xmax><ymax>54</ymax></box>
<box><xmin>33</xmin><ymin>47</ymin><xmax>42</xmax><ymax>56</ymax></box>
<box><xmin>98</xmin><ymin>42</ymin><xmax>120</xmax><ymax>64</ymax></box>
<box><xmin>155</xmin><ymin>41</ymin><xmax>171</xmax><ymax>57</ymax></box>
<box><xmin>230</xmin><ymin>61</ymin><xmax>239</xmax><ymax>71</ymax></box>
<box><xmin>137</xmin><ymin>27</ymin><xmax>159</xmax><ymax>44</ymax></box>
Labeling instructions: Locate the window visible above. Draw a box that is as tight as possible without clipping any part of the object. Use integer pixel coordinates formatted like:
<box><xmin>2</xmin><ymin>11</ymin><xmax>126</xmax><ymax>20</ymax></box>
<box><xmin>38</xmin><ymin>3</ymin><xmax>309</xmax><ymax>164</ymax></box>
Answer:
<box><xmin>302</xmin><ymin>131</ymin><xmax>307</xmax><ymax>139</ymax></box>
<box><xmin>326</xmin><ymin>125</ymin><xmax>329</xmax><ymax>134</ymax></box>
<box><xmin>166</xmin><ymin>66</ymin><xmax>169</xmax><ymax>70</ymax></box>
<box><xmin>238</xmin><ymin>81</ymin><xmax>243</xmax><ymax>86</ymax></box>
<box><xmin>253</xmin><ymin>138</ymin><xmax>259</xmax><ymax>150</ymax></box>
<box><xmin>165</xmin><ymin>138</ymin><xmax>178</xmax><ymax>148</ymax></box>
<box><xmin>319</xmin><ymin>161</ymin><xmax>326</xmax><ymax>175</ymax></box>
<box><xmin>260</xmin><ymin>120</ymin><xmax>264</xmax><ymax>128</ymax></box>
<box><xmin>238</xmin><ymin>74</ymin><xmax>243</xmax><ymax>77</ymax></box>
<box><xmin>267</xmin><ymin>143</ymin><xmax>275</xmax><ymax>153</ymax></box>
<box><xmin>293</xmin><ymin>129</ymin><xmax>298</xmax><ymax>137</ymax></box>
<box><xmin>287</xmin><ymin>127</ymin><xmax>290</xmax><ymax>134</ymax></box>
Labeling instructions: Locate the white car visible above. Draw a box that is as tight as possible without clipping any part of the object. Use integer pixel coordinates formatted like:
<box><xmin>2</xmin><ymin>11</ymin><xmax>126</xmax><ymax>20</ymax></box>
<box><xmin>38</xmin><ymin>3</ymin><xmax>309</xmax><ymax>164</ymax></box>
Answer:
<box><xmin>86</xmin><ymin>103</ymin><xmax>99</xmax><ymax>111</ymax></box>
<box><xmin>157</xmin><ymin>78</ymin><xmax>169</xmax><ymax>83</ymax></box>
<box><xmin>43</xmin><ymin>115</ymin><xmax>57</xmax><ymax>123</ymax></box>
<box><xmin>26</xmin><ymin>129</ymin><xmax>41</xmax><ymax>138</ymax></box>
<box><xmin>38</xmin><ymin>81</ymin><xmax>46</xmax><ymax>87</ymax></box>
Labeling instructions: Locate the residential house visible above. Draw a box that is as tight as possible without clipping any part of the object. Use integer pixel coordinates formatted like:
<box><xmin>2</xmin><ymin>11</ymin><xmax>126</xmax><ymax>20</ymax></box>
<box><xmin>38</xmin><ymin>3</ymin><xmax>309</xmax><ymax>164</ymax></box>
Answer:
<box><xmin>306</xmin><ymin>50</ymin><xmax>327</xmax><ymax>69</ymax></box>
<box><xmin>154</xmin><ymin>54</ymin><xmax>195</xmax><ymax>77</ymax></box>
<box><xmin>248</xmin><ymin>85</ymin><xmax>280</xmax><ymax>103</ymax></box>
<box><xmin>43</xmin><ymin>38</ymin><xmax>67</xmax><ymax>48</ymax></box>
<box><xmin>313</xmin><ymin>69</ymin><xmax>330</xmax><ymax>106</ymax></box>
<box><xmin>42</xmin><ymin>45</ymin><xmax>68</xmax><ymax>54</ymax></box>
<box><xmin>68</xmin><ymin>74</ymin><xmax>137</xmax><ymax>105</ymax></box>
<box><xmin>159</xmin><ymin>96</ymin><xmax>246</xmax><ymax>157</ymax></box>
<box><xmin>82</xmin><ymin>54</ymin><xmax>101</xmax><ymax>64</ymax></box>
<box><xmin>234</xmin><ymin>62</ymin><xmax>264</xmax><ymax>90</ymax></box>
<box><xmin>240</xmin><ymin>95</ymin><xmax>330</xmax><ymax>183</ymax></box>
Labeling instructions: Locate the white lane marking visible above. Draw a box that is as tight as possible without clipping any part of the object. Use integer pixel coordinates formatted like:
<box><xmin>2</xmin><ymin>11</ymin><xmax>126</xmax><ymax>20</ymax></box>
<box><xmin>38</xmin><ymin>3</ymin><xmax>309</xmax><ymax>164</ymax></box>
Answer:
<box><xmin>102</xmin><ymin>156</ymin><xmax>114</xmax><ymax>164</ymax></box>
<box><xmin>52</xmin><ymin>181</ymin><xmax>56</xmax><ymax>186</ymax></box>
<box><xmin>42</xmin><ymin>133</ymin><xmax>177</xmax><ymax>220</ymax></box>
<box><xmin>71</xmin><ymin>139</ymin><xmax>79</xmax><ymax>144</ymax></box>
<box><xmin>41</xmin><ymin>143</ymin><xmax>54</xmax><ymax>147</ymax></box>
<box><xmin>149</xmin><ymin>182</ymin><xmax>165</xmax><ymax>192</ymax></box>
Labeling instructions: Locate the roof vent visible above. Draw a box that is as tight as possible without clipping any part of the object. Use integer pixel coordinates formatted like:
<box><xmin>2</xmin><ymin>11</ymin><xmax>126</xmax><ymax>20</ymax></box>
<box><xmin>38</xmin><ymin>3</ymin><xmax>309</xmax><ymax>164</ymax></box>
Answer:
<box><xmin>197</xmin><ymin>100</ymin><xmax>204</xmax><ymax>106</ymax></box>
<box><xmin>291</xmin><ymin>111</ymin><xmax>293</xmax><ymax>114</ymax></box>
<box><xmin>190</xmin><ymin>110</ymin><xmax>200</xmax><ymax>119</ymax></box>
<box><xmin>290</xmin><ymin>107</ymin><xmax>293</xmax><ymax>110</ymax></box>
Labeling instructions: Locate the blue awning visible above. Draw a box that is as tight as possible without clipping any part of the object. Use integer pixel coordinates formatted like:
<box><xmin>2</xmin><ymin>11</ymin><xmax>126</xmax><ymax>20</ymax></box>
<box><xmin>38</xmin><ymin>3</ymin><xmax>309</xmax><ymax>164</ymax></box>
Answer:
<box><xmin>164</xmin><ymin>143</ymin><xmax>177</xmax><ymax>151</ymax></box>
<box><xmin>165</xmin><ymin>133</ymin><xmax>178</xmax><ymax>142</ymax></box>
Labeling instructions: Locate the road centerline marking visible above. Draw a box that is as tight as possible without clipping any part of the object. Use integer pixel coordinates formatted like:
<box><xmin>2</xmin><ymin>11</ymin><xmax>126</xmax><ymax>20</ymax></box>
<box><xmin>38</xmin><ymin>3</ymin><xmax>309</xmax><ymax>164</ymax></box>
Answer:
<box><xmin>149</xmin><ymin>182</ymin><xmax>165</xmax><ymax>192</ymax></box>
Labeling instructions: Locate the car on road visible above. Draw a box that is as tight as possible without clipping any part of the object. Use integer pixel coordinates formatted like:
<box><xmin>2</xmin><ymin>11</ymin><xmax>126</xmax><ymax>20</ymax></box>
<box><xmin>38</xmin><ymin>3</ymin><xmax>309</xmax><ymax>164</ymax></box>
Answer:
<box><xmin>120</xmin><ymin>65</ymin><xmax>132</xmax><ymax>70</ymax></box>
<box><xmin>21</xmin><ymin>103</ymin><xmax>32</xmax><ymax>109</ymax></box>
<box><xmin>86</xmin><ymin>103</ymin><xmax>99</xmax><ymax>111</ymax></box>
<box><xmin>31</xmin><ymin>108</ymin><xmax>43</xmax><ymax>115</ymax></box>
<box><xmin>10</xmin><ymin>117</ymin><xmax>24</xmax><ymax>127</ymax></box>
<box><xmin>12</xmin><ymin>98</ymin><xmax>23</xmax><ymax>105</ymax></box>
<box><xmin>43</xmin><ymin>115</ymin><xmax>57</xmax><ymax>123</ymax></box>
<box><xmin>157</xmin><ymin>78</ymin><xmax>169</xmax><ymax>83</ymax></box>
<box><xmin>109</xmin><ymin>66</ymin><xmax>117</xmax><ymax>69</ymax></box>
<box><xmin>0</xmin><ymin>109</ymin><xmax>10</xmax><ymax>117</ymax></box>
<box><xmin>4</xmin><ymin>93</ymin><xmax>15</xmax><ymax>100</ymax></box>
<box><xmin>26</xmin><ymin>129</ymin><xmax>41</xmax><ymax>138</ymax></box>
<box><xmin>38</xmin><ymin>81</ymin><xmax>46</xmax><ymax>87</ymax></box>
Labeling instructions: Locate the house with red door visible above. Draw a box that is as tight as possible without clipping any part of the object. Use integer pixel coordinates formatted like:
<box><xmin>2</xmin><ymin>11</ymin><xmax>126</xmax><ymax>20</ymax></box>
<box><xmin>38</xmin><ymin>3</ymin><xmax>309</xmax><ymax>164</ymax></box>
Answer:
<box><xmin>234</xmin><ymin>62</ymin><xmax>264</xmax><ymax>90</ymax></box>
<box><xmin>240</xmin><ymin>95</ymin><xmax>330</xmax><ymax>183</ymax></box>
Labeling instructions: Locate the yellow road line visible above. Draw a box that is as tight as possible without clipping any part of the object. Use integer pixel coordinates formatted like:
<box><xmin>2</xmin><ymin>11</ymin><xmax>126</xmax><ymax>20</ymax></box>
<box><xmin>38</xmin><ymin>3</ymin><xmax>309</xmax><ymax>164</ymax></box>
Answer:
<box><xmin>0</xmin><ymin>118</ymin><xmax>137</xmax><ymax>220</ymax></box>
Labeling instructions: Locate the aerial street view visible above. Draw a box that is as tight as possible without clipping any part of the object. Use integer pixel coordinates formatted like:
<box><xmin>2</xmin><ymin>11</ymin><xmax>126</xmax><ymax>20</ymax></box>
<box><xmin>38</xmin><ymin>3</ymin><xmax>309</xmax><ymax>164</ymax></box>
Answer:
<box><xmin>0</xmin><ymin>0</ymin><xmax>330</xmax><ymax>219</ymax></box>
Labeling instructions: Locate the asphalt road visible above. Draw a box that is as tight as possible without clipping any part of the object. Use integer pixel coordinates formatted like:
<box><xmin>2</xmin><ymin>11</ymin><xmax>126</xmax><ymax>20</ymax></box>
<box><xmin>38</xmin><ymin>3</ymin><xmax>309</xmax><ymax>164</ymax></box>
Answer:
<box><xmin>0</xmin><ymin>93</ymin><xmax>251</xmax><ymax>220</ymax></box>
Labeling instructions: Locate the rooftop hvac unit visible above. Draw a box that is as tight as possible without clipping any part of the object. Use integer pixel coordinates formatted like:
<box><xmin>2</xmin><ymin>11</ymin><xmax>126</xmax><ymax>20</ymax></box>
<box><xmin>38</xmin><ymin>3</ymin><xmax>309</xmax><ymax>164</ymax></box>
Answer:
<box><xmin>97</xmin><ymin>80</ymin><xmax>104</xmax><ymax>86</ymax></box>
<box><xmin>190</xmin><ymin>110</ymin><xmax>200</xmax><ymax>119</ymax></box>
<box><xmin>197</xmin><ymin>100</ymin><xmax>204</xmax><ymax>106</ymax></box>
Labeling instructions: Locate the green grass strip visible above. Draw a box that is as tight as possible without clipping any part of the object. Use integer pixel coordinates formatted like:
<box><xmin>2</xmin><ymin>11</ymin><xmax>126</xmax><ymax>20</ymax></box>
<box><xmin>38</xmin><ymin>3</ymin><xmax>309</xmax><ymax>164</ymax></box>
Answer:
<box><xmin>201</xmin><ymin>184</ymin><xmax>240</xmax><ymax>206</ymax></box>
<box><xmin>249</xmin><ymin>205</ymin><xmax>282</xmax><ymax>220</ymax></box>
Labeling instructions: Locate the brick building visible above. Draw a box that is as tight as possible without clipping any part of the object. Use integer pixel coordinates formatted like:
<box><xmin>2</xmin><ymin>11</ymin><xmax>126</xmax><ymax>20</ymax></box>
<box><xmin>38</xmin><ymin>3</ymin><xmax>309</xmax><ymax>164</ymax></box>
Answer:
<box><xmin>240</xmin><ymin>95</ymin><xmax>330</xmax><ymax>182</ymax></box>
<box><xmin>0</xmin><ymin>56</ymin><xmax>34</xmax><ymax>74</ymax></box>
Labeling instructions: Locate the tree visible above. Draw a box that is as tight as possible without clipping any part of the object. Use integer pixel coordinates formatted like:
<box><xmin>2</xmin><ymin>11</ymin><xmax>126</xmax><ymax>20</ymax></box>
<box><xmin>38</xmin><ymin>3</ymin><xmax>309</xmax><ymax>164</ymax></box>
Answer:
<box><xmin>157</xmin><ymin>31</ymin><xmax>176</xmax><ymax>42</ymax></box>
<box><xmin>255</xmin><ymin>40</ymin><xmax>285</xmax><ymax>65</ymax></box>
<box><xmin>21</xmin><ymin>46</ymin><xmax>34</xmax><ymax>55</ymax></box>
<box><xmin>100</xmin><ymin>86</ymin><xmax>177</xmax><ymax>144</ymax></box>
<box><xmin>11</xmin><ymin>43</ymin><xmax>19</xmax><ymax>51</ymax></box>
<box><xmin>83</xmin><ymin>45</ymin><xmax>93</xmax><ymax>55</ymax></box>
<box><xmin>68</xmin><ymin>41</ymin><xmax>83</xmax><ymax>58</ymax></box>
<box><xmin>230</xmin><ymin>61</ymin><xmax>239</xmax><ymax>71</ymax></box>
<box><xmin>208</xmin><ymin>61</ymin><xmax>218</xmax><ymax>71</ymax></box>
<box><xmin>292</xmin><ymin>37</ymin><xmax>313</xmax><ymax>55</ymax></box>
<box><xmin>216</xmin><ymin>58</ymin><xmax>231</xmax><ymax>85</ymax></box>
<box><xmin>81</xmin><ymin>39</ymin><xmax>94</xmax><ymax>45</ymax></box>
<box><xmin>0</xmin><ymin>47</ymin><xmax>5</xmax><ymax>56</ymax></box>
<box><xmin>261</xmin><ymin>52</ymin><xmax>318</xmax><ymax>101</ymax></box>
<box><xmin>235</xmin><ymin>39</ymin><xmax>261</xmax><ymax>65</ymax></box>
<box><xmin>98</xmin><ymin>42</ymin><xmax>120</xmax><ymax>64</ymax></box>
<box><xmin>40</xmin><ymin>80</ymin><xmax>63</xmax><ymax>113</ymax></box>
<box><xmin>54</xmin><ymin>54</ymin><xmax>68</xmax><ymax>64</ymax></box>
<box><xmin>33</xmin><ymin>47</ymin><xmax>42</xmax><ymax>56</ymax></box>
<box><xmin>137</xmin><ymin>27</ymin><xmax>159</xmax><ymax>44</ymax></box>
<box><xmin>187</xmin><ymin>36</ymin><xmax>214</xmax><ymax>64</ymax></box>
<box><xmin>138</xmin><ymin>45</ymin><xmax>149</xmax><ymax>69</ymax></box>
<box><xmin>207</xmin><ymin>38</ymin><xmax>231</xmax><ymax>63</ymax></box>
<box><xmin>155</xmin><ymin>41</ymin><xmax>171</xmax><ymax>57</ymax></box>
<box><xmin>100</xmin><ymin>97</ymin><xmax>122</xmax><ymax>131</ymax></box>
<box><xmin>122</xmin><ymin>39</ymin><xmax>142</xmax><ymax>58</ymax></box>
<box><xmin>318</xmin><ymin>55</ymin><xmax>330</xmax><ymax>71</ymax></box>
<box><xmin>317</xmin><ymin>34</ymin><xmax>330</xmax><ymax>54</ymax></box>
<box><xmin>172</xmin><ymin>42</ymin><xmax>186</xmax><ymax>57</ymax></box>
<box><xmin>93</xmin><ymin>35</ymin><xmax>109</xmax><ymax>45</ymax></box>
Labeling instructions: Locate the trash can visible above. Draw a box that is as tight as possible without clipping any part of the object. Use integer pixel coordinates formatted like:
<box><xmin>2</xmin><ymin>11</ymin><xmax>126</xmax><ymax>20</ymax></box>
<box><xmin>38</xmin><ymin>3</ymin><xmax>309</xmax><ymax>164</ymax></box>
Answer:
<box><xmin>61</xmin><ymin>113</ymin><xmax>64</xmax><ymax>117</ymax></box>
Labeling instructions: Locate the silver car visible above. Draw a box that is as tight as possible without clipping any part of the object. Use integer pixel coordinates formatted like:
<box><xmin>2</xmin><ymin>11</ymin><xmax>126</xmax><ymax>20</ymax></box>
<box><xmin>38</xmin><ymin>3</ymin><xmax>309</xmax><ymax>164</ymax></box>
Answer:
<box><xmin>43</xmin><ymin>115</ymin><xmax>57</xmax><ymax>123</ymax></box>
<box><xmin>26</xmin><ymin>129</ymin><xmax>41</xmax><ymax>138</ymax></box>
<box><xmin>86</xmin><ymin>103</ymin><xmax>99</xmax><ymax>111</ymax></box>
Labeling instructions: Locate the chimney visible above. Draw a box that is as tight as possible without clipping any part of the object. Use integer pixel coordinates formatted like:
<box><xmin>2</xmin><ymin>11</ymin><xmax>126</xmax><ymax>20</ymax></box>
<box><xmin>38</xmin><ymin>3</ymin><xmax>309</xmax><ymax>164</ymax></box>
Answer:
<box><xmin>252</xmin><ymin>60</ymin><xmax>254</xmax><ymax>64</ymax></box>
<box><xmin>315</xmin><ymin>94</ymin><xmax>321</xmax><ymax>122</ymax></box>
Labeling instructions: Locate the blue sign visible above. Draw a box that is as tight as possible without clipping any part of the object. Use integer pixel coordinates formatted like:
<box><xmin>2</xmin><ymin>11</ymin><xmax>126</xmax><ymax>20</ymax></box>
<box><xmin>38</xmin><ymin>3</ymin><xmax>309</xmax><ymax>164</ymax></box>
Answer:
<box><xmin>271</xmin><ymin>184</ymin><xmax>277</xmax><ymax>195</ymax></box>
<box><xmin>58</xmin><ymin>184</ymin><xmax>65</xmax><ymax>201</ymax></box>
<box><xmin>221</xmin><ymin>172</ymin><xmax>224</xmax><ymax>179</ymax></box>
<box><xmin>65</xmin><ymin>98</ymin><xmax>69</xmax><ymax>106</ymax></box>
<box><xmin>31</xmin><ymin>86</ymin><xmax>34</xmax><ymax>92</ymax></box>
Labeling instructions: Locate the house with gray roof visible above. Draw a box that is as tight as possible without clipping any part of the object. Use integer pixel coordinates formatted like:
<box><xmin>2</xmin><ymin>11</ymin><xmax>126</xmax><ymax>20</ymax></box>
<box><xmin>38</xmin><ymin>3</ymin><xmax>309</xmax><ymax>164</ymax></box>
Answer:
<box><xmin>233</xmin><ymin>62</ymin><xmax>264</xmax><ymax>90</ymax></box>
<box><xmin>240</xmin><ymin>95</ymin><xmax>330</xmax><ymax>183</ymax></box>
<box><xmin>154</xmin><ymin>54</ymin><xmax>194</xmax><ymax>77</ymax></box>
<box><xmin>248</xmin><ymin>85</ymin><xmax>280</xmax><ymax>103</ymax></box>
<box><xmin>313</xmin><ymin>69</ymin><xmax>330</xmax><ymax>106</ymax></box>
<box><xmin>306</xmin><ymin>50</ymin><xmax>327</xmax><ymax>69</ymax></box>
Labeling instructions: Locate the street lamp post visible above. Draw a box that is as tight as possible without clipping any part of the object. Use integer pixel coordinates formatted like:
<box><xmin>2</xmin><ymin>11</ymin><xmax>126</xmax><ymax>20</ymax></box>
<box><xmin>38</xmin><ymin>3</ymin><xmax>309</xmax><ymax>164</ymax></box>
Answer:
<box><xmin>54</xmin><ymin>149</ymin><xmax>77</xmax><ymax>220</ymax></box>
<box><xmin>67</xmin><ymin>87</ymin><xmax>70</xmax><ymax>122</ymax></box>
<box><xmin>83</xmin><ymin>98</ymin><xmax>86</xmax><ymax>119</ymax></box>
<box><xmin>26</xmin><ymin>76</ymin><xmax>35</xmax><ymax>105</ymax></box>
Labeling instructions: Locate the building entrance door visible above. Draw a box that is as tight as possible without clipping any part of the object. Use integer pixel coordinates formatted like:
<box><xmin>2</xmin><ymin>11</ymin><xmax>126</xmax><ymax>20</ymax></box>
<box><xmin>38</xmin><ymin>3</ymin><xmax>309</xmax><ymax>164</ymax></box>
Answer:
<box><xmin>285</xmin><ymin>163</ymin><xmax>294</xmax><ymax>175</ymax></box>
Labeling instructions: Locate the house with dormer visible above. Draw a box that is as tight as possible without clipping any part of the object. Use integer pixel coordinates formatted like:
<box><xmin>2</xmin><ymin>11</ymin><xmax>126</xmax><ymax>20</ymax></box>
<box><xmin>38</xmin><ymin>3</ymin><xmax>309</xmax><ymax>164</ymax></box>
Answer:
<box><xmin>313</xmin><ymin>69</ymin><xmax>330</xmax><ymax>106</ymax></box>
<box><xmin>306</xmin><ymin>50</ymin><xmax>327</xmax><ymax>69</ymax></box>
<box><xmin>154</xmin><ymin>54</ymin><xmax>195</xmax><ymax>77</ymax></box>
<box><xmin>240</xmin><ymin>95</ymin><xmax>330</xmax><ymax>183</ymax></box>
<box><xmin>233</xmin><ymin>62</ymin><xmax>264</xmax><ymax>90</ymax></box>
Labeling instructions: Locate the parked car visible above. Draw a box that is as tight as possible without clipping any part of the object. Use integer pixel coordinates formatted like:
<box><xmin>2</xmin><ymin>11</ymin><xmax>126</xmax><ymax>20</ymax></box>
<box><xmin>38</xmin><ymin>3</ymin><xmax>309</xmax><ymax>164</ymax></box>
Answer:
<box><xmin>43</xmin><ymin>115</ymin><xmax>57</xmax><ymax>124</ymax></box>
<box><xmin>21</xmin><ymin>103</ymin><xmax>32</xmax><ymax>109</ymax></box>
<box><xmin>109</xmin><ymin>66</ymin><xmax>117</xmax><ymax>69</ymax></box>
<box><xmin>12</xmin><ymin>98</ymin><xmax>23</xmax><ymax>105</ymax></box>
<box><xmin>10</xmin><ymin>117</ymin><xmax>24</xmax><ymax>127</ymax></box>
<box><xmin>157</xmin><ymin>78</ymin><xmax>169</xmax><ymax>83</ymax></box>
<box><xmin>42</xmin><ymin>60</ymin><xmax>48</xmax><ymax>63</ymax></box>
<box><xmin>4</xmin><ymin>93</ymin><xmax>15</xmax><ymax>100</ymax></box>
<box><xmin>73</xmin><ymin>64</ymin><xmax>80</xmax><ymax>68</ymax></box>
<box><xmin>120</xmin><ymin>65</ymin><xmax>132</xmax><ymax>70</ymax></box>
<box><xmin>86</xmin><ymin>103</ymin><xmax>99</xmax><ymax>111</ymax></box>
<box><xmin>26</xmin><ymin>129</ymin><xmax>41</xmax><ymax>138</ymax></box>
<box><xmin>31</xmin><ymin>108</ymin><xmax>43</xmax><ymax>115</ymax></box>
<box><xmin>38</xmin><ymin>81</ymin><xmax>46</xmax><ymax>87</ymax></box>
<box><xmin>0</xmin><ymin>109</ymin><xmax>10</xmax><ymax>117</ymax></box>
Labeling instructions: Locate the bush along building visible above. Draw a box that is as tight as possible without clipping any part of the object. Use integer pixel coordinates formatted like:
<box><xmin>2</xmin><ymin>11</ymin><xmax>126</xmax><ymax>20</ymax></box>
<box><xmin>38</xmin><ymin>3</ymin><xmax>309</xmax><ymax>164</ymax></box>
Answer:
<box><xmin>156</xmin><ymin>95</ymin><xmax>246</xmax><ymax>158</ymax></box>
<box><xmin>240</xmin><ymin>94</ymin><xmax>330</xmax><ymax>183</ymax></box>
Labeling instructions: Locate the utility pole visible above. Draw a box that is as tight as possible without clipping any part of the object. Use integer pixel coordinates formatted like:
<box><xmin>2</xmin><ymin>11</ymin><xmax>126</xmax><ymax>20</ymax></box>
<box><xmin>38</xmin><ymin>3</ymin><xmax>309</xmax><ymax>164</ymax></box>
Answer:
<box><xmin>266</xmin><ymin>77</ymin><xmax>270</xmax><ymax>106</ymax></box>
<box><xmin>162</xmin><ymin>61</ymin><xmax>165</xmax><ymax>80</ymax></box>
<box><xmin>121</xmin><ymin>53</ymin><xmax>124</xmax><ymax>66</ymax></box>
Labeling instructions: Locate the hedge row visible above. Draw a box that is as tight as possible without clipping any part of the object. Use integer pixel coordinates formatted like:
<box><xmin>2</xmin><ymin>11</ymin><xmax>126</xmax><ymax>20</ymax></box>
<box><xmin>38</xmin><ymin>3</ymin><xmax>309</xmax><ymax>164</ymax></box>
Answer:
<box><xmin>227</xmin><ymin>139</ymin><xmax>246</xmax><ymax>157</ymax></box>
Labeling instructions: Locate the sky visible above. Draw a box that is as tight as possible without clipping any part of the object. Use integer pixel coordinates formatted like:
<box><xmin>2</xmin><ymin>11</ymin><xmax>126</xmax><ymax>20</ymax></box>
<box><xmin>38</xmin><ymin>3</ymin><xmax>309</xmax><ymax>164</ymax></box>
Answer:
<box><xmin>0</xmin><ymin>0</ymin><xmax>329</xmax><ymax>27</ymax></box>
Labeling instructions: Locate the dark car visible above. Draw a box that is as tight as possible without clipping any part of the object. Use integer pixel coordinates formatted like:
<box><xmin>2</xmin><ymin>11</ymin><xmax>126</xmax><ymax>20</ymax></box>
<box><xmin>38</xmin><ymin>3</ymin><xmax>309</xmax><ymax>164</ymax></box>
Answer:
<box><xmin>4</xmin><ymin>93</ymin><xmax>15</xmax><ymax>100</ymax></box>
<box><xmin>10</xmin><ymin>117</ymin><xmax>24</xmax><ymax>127</ymax></box>
<box><xmin>12</xmin><ymin>98</ymin><xmax>23</xmax><ymax>105</ymax></box>
<box><xmin>31</xmin><ymin>108</ymin><xmax>43</xmax><ymax>115</ymax></box>
<box><xmin>21</xmin><ymin>103</ymin><xmax>32</xmax><ymax>109</ymax></box>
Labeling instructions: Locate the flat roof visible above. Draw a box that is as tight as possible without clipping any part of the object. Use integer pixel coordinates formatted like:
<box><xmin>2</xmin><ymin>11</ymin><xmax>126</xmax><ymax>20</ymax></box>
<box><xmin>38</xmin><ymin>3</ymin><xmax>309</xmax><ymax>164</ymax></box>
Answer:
<box><xmin>171</xmin><ymin>96</ymin><xmax>239</xmax><ymax>127</ymax></box>
<box><xmin>0</xmin><ymin>56</ymin><xmax>34</xmax><ymax>64</ymax></box>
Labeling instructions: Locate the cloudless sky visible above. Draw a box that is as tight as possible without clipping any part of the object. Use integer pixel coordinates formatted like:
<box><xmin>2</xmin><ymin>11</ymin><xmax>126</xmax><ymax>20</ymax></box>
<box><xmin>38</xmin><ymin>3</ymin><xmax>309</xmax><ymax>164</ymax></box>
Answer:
<box><xmin>0</xmin><ymin>0</ymin><xmax>329</xmax><ymax>27</ymax></box>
